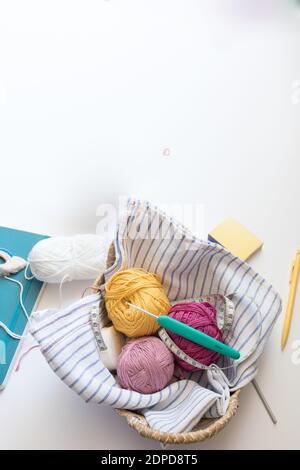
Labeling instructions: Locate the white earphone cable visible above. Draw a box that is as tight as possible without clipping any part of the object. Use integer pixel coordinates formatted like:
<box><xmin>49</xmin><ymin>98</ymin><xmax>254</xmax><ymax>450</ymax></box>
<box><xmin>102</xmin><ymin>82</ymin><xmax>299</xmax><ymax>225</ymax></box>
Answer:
<box><xmin>0</xmin><ymin>275</ymin><xmax>31</xmax><ymax>340</ymax></box>
<box><xmin>0</xmin><ymin>320</ymin><xmax>26</xmax><ymax>340</ymax></box>
<box><xmin>24</xmin><ymin>262</ymin><xmax>34</xmax><ymax>280</ymax></box>
<box><xmin>4</xmin><ymin>275</ymin><xmax>31</xmax><ymax>323</ymax></box>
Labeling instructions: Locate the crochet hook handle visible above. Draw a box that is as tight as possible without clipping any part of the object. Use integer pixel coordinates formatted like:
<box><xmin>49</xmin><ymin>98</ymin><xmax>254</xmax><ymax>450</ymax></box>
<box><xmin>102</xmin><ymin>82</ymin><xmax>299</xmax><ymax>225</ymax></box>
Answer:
<box><xmin>158</xmin><ymin>315</ymin><xmax>240</xmax><ymax>360</ymax></box>
<box><xmin>126</xmin><ymin>302</ymin><xmax>240</xmax><ymax>360</ymax></box>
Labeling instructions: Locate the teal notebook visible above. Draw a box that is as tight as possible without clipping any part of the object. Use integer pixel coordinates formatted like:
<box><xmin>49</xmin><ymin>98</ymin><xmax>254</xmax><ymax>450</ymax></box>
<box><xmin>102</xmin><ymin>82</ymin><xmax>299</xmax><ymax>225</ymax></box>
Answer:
<box><xmin>0</xmin><ymin>226</ymin><xmax>48</xmax><ymax>389</ymax></box>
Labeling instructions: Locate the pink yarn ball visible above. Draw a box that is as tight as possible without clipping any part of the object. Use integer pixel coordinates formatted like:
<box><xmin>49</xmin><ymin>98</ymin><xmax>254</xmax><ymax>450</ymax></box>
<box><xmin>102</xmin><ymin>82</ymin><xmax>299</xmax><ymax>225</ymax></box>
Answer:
<box><xmin>167</xmin><ymin>302</ymin><xmax>223</xmax><ymax>372</ymax></box>
<box><xmin>117</xmin><ymin>337</ymin><xmax>174</xmax><ymax>394</ymax></box>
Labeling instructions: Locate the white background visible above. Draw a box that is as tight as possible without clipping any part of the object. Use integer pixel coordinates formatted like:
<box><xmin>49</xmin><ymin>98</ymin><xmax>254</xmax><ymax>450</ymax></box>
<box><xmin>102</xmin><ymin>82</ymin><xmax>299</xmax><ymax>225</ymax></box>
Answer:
<box><xmin>1</xmin><ymin>0</ymin><xmax>300</xmax><ymax>450</ymax></box>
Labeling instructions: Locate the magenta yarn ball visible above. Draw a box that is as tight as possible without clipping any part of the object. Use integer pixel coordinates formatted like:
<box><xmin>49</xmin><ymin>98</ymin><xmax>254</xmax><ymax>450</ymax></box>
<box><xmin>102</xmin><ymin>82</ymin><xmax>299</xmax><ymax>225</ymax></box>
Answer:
<box><xmin>117</xmin><ymin>337</ymin><xmax>174</xmax><ymax>394</ymax></box>
<box><xmin>167</xmin><ymin>302</ymin><xmax>223</xmax><ymax>372</ymax></box>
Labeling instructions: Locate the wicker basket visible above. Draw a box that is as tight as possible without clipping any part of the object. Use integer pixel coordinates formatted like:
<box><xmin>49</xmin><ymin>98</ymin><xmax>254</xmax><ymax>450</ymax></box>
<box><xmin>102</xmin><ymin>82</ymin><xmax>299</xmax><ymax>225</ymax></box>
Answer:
<box><xmin>92</xmin><ymin>242</ymin><xmax>241</xmax><ymax>445</ymax></box>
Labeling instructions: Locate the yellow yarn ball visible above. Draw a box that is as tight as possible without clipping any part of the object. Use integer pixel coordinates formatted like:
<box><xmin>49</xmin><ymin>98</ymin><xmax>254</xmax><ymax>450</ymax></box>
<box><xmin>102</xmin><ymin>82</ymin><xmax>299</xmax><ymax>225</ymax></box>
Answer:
<box><xmin>105</xmin><ymin>268</ymin><xmax>170</xmax><ymax>337</ymax></box>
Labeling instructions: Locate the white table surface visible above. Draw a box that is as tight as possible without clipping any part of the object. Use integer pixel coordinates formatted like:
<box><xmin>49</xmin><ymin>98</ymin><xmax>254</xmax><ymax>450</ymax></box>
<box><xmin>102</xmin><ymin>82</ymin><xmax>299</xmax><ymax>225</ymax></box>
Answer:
<box><xmin>1</xmin><ymin>0</ymin><xmax>300</xmax><ymax>450</ymax></box>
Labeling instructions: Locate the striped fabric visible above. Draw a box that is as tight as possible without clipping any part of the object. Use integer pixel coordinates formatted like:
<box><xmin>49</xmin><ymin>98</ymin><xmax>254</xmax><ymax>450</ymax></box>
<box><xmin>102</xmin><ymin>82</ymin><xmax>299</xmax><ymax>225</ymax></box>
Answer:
<box><xmin>31</xmin><ymin>199</ymin><xmax>282</xmax><ymax>433</ymax></box>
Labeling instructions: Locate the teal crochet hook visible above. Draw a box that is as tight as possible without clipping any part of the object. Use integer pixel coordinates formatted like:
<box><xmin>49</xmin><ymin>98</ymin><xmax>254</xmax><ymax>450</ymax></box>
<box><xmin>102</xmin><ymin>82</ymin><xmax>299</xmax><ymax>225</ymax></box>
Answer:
<box><xmin>126</xmin><ymin>302</ymin><xmax>240</xmax><ymax>360</ymax></box>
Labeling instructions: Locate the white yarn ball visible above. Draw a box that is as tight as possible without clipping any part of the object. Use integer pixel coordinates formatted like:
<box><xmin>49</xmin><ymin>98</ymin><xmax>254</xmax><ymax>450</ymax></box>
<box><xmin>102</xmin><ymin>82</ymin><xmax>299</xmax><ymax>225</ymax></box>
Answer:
<box><xmin>28</xmin><ymin>234</ymin><xmax>109</xmax><ymax>283</ymax></box>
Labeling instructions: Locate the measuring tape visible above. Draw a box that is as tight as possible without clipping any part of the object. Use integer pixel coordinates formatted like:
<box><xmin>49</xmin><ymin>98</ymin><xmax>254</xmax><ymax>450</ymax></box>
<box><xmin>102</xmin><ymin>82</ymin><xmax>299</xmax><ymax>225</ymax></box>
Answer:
<box><xmin>215</xmin><ymin>294</ymin><xmax>235</xmax><ymax>330</ymax></box>
<box><xmin>90</xmin><ymin>297</ymin><xmax>109</xmax><ymax>352</ymax></box>
<box><xmin>90</xmin><ymin>293</ymin><xmax>236</xmax><ymax>367</ymax></box>
<box><xmin>170</xmin><ymin>294</ymin><xmax>235</xmax><ymax>331</ymax></box>
<box><xmin>158</xmin><ymin>328</ymin><xmax>211</xmax><ymax>370</ymax></box>
<box><xmin>159</xmin><ymin>293</ymin><xmax>236</xmax><ymax>371</ymax></box>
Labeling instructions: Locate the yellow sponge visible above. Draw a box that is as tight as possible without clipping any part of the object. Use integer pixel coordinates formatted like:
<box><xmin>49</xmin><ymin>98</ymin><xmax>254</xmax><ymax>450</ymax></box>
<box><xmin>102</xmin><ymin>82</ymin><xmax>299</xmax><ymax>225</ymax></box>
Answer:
<box><xmin>208</xmin><ymin>218</ymin><xmax>263</xmax><ymax>261</ymax></box>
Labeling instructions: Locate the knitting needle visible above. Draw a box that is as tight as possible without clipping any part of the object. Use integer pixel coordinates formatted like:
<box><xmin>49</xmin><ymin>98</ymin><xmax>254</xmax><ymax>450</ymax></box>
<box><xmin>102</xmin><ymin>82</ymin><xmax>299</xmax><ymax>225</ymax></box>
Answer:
<box><xmin>127</xmin><ymin>303</ymin><xmax>158</xmax><ymax>319</ymax></box>
<box><xmin>252</xmin><ymin>379</ymin><xmax>277</xmax><ymax>424</ymax></box>
<box><xmin>126</xmin><ymin>302</ymin><xmax>240</xmax><ymax>360</ymax></box>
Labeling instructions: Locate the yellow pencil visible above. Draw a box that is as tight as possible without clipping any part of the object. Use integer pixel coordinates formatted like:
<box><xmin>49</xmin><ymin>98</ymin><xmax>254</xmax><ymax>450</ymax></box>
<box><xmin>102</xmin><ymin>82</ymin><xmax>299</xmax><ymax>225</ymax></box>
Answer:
<box><xmin>281</xmin><ymin>250</ymin><xmax>300</xmax><ymax>350</ymax></box>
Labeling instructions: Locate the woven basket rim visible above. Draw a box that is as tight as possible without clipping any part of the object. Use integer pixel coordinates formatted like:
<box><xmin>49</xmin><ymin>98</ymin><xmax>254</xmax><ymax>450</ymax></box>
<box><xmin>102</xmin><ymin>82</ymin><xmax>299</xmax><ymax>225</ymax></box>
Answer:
<box><xmin>115</xmin><ymin>389</ymin><xmax>241</xmax><ymax>444</ymax></box>
<box><xmin>93</xmin><ymin>241</ymin><xmax>240</xmax><ymax>444</ymax></box>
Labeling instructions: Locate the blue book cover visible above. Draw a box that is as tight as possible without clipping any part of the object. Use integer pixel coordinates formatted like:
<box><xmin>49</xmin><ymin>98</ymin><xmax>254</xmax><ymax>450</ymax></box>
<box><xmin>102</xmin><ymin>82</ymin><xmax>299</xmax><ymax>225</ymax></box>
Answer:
<box><xmin>0</xmin><ymin>226</ymin><xmax>48</xmax><ymax>389</ymax></box>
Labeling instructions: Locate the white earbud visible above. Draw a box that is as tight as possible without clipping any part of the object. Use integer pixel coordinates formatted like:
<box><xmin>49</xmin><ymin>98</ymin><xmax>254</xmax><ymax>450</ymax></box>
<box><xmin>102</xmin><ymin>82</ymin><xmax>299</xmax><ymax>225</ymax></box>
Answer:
<box><xmin>0</xmin><ymin>250</ymin><xmax>30</xmax><ymax>339</ymax></box>
<box><xmin>0</xmin><ymin>255</ymin><xmax>27</xmax><ymax>276</ymax></box>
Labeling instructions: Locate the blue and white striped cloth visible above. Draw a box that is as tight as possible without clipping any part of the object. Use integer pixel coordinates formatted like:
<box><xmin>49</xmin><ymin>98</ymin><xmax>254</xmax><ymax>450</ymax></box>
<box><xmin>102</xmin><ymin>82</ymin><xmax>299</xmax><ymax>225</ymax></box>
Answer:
<box><xmin>31</xmin><ymin>200</ymin><xmax>282</xmax><ymax>433</ymax></box>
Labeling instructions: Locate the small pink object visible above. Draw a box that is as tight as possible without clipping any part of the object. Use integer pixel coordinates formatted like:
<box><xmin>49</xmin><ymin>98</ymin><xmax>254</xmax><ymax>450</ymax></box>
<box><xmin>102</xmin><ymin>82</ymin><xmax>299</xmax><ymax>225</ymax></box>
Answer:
<box><xmin>117</xmin><ymin>336</ymin><xmax>174</xmax><ymax>394</ymax></box>
<box><xmin>162</xmin><ymin>147</ymin><xmax>171</xmax><ymax>157</ymax></box>
<box><xmin>167</xmin><ymin>302</ymin><xmax>223</xmax><ymax>371</ymax></box>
